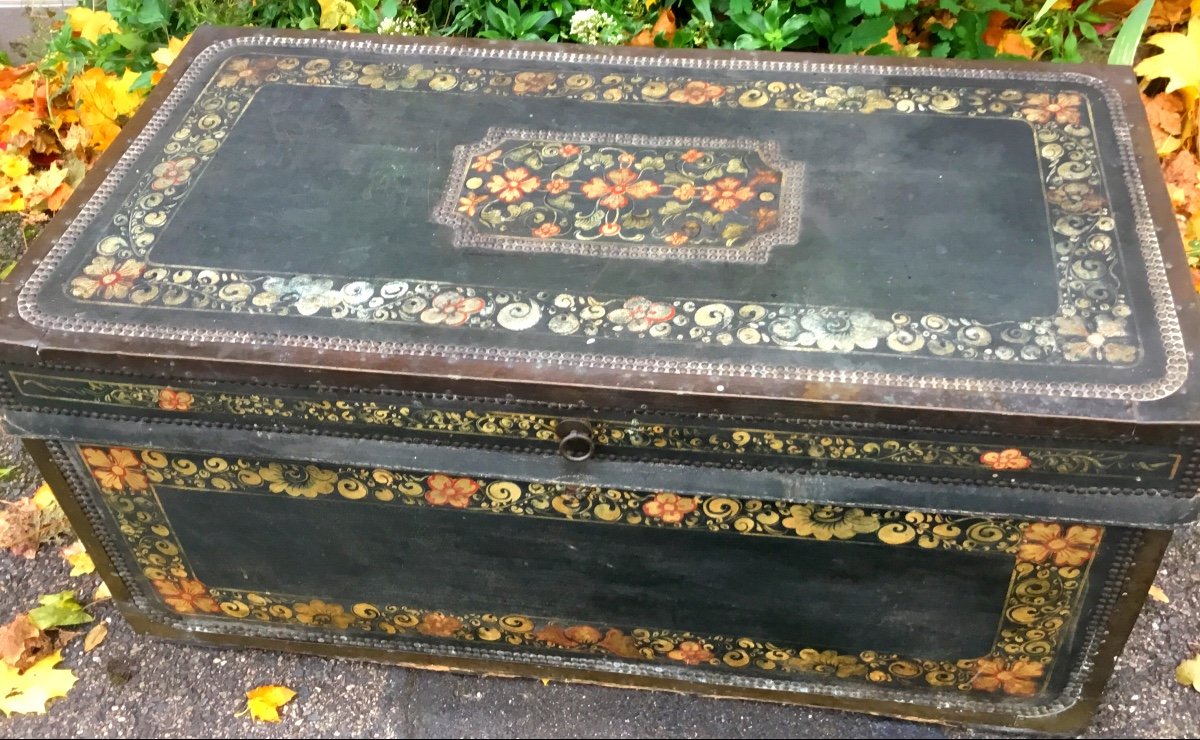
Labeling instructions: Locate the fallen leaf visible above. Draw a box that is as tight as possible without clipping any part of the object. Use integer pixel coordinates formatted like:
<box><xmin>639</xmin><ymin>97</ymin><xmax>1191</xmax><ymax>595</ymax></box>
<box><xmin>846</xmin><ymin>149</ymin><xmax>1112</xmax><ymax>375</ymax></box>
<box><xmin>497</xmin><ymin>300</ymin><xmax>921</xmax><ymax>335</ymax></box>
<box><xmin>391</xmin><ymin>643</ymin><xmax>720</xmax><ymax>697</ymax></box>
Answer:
<box><xmin>0</xmin><ymin>651</ymin><xmax>77</xmax><ymax>716</ymax></box>
<box><xmin>65</xmin><ymin>7</ymin><xmax>119</xmax><ymax>43</ymax></box>
<box><xmin>82</xmin><ymin>623</ymin><xmax>107</xmax><ymax>653</ymax></box>
<box><xmin>1163</xmin><ymin>148</ymin><xmax>1200</xmax><ymax>213</ymax></box>
<box><xmin>32</xmin><ymin>483</ymin><xmax>57</xmax><ymax>511</ymax></box>
<box><xmin>1148</xmin><ymin>584</ymin><xmax>1170</xmax><ymax>602</ymax></box>
<box><xmin>1135</xmin><ymin>9</ymin><xmax>1200</xmax><ymax>103</ymax></box>
<box><xmin>60</xmin><ymin>541</ymin><xmax>95</xmax><ymax>577</ymax></box>
<box><xmin>0</xmin><ymin>488</ymin><xmax>72</xmax><ymax>558</ymax></box>
<box><xmin>1177</xmin><ymin>655</ymin><xmax>1200</xmax><ymax>690</ymax></box>
<box><xmin>92</xmin><ymin>582</ymin><xmax>112</xmax><ymax>603</ymax></box>
<box><xmin>1149</xmin><ymin>0</ymin><xmax>1192</xmax><ymax>29</ymax></box>
<box><xmin>539</xmin><ymin>678</ymin><xmax>550</xmax><ymax>686</ymax></box>
<box><xmin>28</xmin><ymin>592</ymin><xmax>92</xmax><ymax>631</ymax></box>
<box><xmin>0</xmin><ymin>615</ymin><xmax>53</xmax><ymax>671</ymax></box>
<box><xmin>244</xmin><ymin>684</ymin><xmax>297</xmax><ymax>722</ymax></box>
<box><xmin>628</xmin><ymin>8</ymin><xmax>676</xmax><ymax>46</ymax></box>
<box><xmin>1141</xmin><ymin>91</ymin><xmax>1185</xmax><ymax>155</ymax></box>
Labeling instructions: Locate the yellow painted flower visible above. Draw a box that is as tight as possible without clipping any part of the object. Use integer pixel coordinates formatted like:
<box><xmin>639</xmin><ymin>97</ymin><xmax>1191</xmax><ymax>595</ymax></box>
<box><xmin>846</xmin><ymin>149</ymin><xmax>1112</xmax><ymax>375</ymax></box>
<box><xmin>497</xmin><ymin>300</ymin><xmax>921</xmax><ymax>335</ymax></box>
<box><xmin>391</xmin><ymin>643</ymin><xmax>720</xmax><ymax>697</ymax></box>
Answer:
<box><xmin>258</xmin><ymin>463</ymin><xmax>338</xmax><ymax>498</ymax></box>
<box><xmin>787</xmin><ymin>648</ymin><xmax>867</xmax><ymax>678</ymax></box>
<box><xmin>294</xmin><ymin>599</ymin><xmax>355</xmax><ymax>628</ymax></box>
<box><xmin>781</xmin><ymin>504</ymin><xmax>879</xmax><ymax>540</ymax></box>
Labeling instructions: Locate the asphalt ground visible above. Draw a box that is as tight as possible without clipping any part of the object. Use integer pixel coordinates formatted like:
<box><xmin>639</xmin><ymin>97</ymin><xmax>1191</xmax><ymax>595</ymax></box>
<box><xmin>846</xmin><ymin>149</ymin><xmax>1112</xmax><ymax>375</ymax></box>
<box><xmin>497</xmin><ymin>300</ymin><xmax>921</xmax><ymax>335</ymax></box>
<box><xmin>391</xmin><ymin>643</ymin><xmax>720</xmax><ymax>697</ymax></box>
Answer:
<box><xmin>0</xmin><ymin>430</ymin><xmax>1197</xmax><ymax>739</ymax></box>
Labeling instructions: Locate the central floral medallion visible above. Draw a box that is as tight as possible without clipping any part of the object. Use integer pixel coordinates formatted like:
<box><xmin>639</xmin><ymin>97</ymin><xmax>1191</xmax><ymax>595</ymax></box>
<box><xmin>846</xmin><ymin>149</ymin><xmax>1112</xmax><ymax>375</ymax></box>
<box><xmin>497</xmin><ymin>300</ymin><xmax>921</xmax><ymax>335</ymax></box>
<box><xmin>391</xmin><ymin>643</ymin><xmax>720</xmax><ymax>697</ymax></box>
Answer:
<box><xmin>434</xmin><ymin>128</ymin><xmax>804</xmax><ymax>263</ymax></box>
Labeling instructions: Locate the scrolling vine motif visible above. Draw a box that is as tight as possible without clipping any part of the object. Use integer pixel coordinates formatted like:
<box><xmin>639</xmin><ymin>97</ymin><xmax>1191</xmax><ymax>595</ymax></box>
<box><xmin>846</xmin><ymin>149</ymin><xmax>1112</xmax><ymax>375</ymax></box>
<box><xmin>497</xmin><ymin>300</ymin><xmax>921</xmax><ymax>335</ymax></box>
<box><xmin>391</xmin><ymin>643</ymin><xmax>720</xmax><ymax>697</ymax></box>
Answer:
<box><xmin>61</xmin><ymin>49</ymin><xmax>1136</xmax><ymax>366</ymax></box>
<box><xmin>77</xmin><ymin>443</ymin><xmax>1102</xmax><ymax>699</ymax></box>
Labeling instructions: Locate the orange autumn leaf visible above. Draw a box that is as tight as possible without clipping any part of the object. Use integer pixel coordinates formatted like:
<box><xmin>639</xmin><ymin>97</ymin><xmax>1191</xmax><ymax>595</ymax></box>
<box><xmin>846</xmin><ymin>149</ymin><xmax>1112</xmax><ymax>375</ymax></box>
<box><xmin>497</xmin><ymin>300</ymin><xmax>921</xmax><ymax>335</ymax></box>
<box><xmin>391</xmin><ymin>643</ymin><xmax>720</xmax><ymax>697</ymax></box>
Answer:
<box><xmin>22</xmin><ymin>163</ymin><xmax>69</xmax><ymax>209</ymax></box>
<box><xmin>882</xmin><ymin>26</ymin><xmax>904</xmax><ymax>52</ymax></box>
<box><xmin>628</xmin><ymin>8</ymin><xmax>676</xmax><ymax>47</ymax></box>
<box><xmin>996</xmin><ymin>31</ymin><xmax>1035</xmax><ymax>57</ymax></box>
<box><xmin>1149</xmin><ymin>0</ymin><xmax>1192</xmax><ymax>29</ymax></box>
<box><xmin>1141</xmin><ymin>91</ymin><xmax>1185</xmax><ymax>155</ymax></box>
<box><xmin>982</xmin><ymin>11</ymin><xmax>1035</xmax><ymax>57</ymax></box>
<box><xmin>1163</xmin><ymin>148</ymin><xmax>1200</xmax><ymax>214</ymax></box>
<box><xmin>1</xmin><ymin>108</ymin><xmax>38</xmax><ymax>141</ymax></box>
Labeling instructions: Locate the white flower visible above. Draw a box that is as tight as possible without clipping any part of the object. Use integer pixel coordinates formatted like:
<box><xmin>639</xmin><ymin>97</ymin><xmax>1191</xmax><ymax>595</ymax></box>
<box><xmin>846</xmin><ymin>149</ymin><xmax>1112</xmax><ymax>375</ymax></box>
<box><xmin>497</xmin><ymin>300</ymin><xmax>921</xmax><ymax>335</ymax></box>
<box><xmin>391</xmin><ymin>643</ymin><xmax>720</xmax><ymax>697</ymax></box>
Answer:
<box><xmin>570</xmin><ymin>8</ymin><xmax>622</xmax><ymax>45</ymax></box>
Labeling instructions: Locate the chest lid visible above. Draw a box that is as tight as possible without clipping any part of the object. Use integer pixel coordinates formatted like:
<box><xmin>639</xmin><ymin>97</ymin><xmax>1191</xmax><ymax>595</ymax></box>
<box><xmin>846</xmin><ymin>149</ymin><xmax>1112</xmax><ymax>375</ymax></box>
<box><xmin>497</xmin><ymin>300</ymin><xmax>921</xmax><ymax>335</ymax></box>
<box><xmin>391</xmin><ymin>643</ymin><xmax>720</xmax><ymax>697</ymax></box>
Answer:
<box><xmin>2</xmin><ymin>27</ymin><xmax>1198</xmax><ymax>430</ymax></box>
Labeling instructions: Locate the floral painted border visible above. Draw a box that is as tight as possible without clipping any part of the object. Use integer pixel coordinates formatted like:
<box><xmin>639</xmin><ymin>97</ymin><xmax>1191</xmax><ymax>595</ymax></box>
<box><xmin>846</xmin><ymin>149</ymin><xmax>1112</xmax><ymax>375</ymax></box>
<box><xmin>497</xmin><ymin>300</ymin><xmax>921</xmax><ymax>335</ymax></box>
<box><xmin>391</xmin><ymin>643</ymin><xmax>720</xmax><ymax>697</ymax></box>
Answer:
<box><xmin>16</xmin><ymin>373</ymin><xmax>1181</xmax><ymax>484</ymax></box>
<box><xmin>56</xmin><ymin>50</ymin><xmax>1141</xmax><ymax>368</ymax></box>
<box><xmin>75</xmin><ymin>442</ymin><xmax>1103</xmax><ymax>699</ymax></box>
<box><xmin>432</xmin><ymin>128</ymin><xmax>804</xmax><ymax>263</ymax></box>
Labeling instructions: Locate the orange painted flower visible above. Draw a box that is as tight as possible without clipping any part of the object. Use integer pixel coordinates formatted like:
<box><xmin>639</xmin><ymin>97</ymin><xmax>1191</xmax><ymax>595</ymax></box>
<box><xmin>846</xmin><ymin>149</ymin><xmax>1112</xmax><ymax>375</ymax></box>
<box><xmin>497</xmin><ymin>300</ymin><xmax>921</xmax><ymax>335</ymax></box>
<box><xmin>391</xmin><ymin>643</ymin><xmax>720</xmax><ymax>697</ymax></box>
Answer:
<box><xmin>157</xmin><ymin>388</ymin><xmax>194</xmax><ymax>411</ymax></box>
<box><xmin>1021</xmin><ymin>93</ymin><xmax>1082</xmax><ymax>125</ymax></box>
<box><xmin>980</xmin><ymin>448</ymin><xmax>1031</xmax><ymax>471</ymax></box>
<box><xmin>680</xmin><ymin>149</ymin><xmax>705</xmax><ymax>163</ymax></box>
<box><xmin>416</xmin><ymin>612</ymin><xmax>463</xmax><ymax>637</ymax></box>
<box><xmin>971</xmin><ymin>657</ymin><xmax>1044</xmax><ymax>696</ymax></box>
<box><xmin>665</xmin><ymin>232</ymin><xmax>689</xmax><ymax>246</ymax></box>
<box><xmin>512</xmin><ymin>71</ymin><xmax>556</xmax><ymax>94</ymax></box>
<box><xmin>701</xmin><ymin>176</ymin><xmax>755</xmax><ymax>213</ymax></box>
<box><xmin>544</xmin><ymin>178</ymin><xmax>571</xmax><ymax>195</ymax></box>
<box><xmin>642</xmin><ymin>492</ymin><xmax>697</xmax><ymax>523</ymax></box>
<box><xmin>487</xmin><ymin>166</ymin><xmax>541</xmax><ymax>203</ymax></box>
<box><xmin>580</xmin><ymin>168</ymin><xmax>659</xmax><ymax>210</ymax></box>
<box><xmin>457</xmin><ymin>192</ymin><xmax>489</xmax><ymax>216</ymax></box>
<box><xmin>1017</xmin><ymin>523</ymin><xmax>1102</xmax><ymax>567</ymax></box>
<box><xmin>559</xmin><ymin>144</ymin><xmax>581</xmax><ymax>157</ymax></box>
<box><xmin>599</xmin><ymin>222</ymin><xmax>621</xmax><ymax>237</ymax></box>
<box><xmin>216</xmin><ymin>57</ymin><xmax>273</xmax><ymax>88</ymax></box>
<box><xmin>669</xmin><ymin>80</ymin><xmax>725</xmax><ymax>105</ymax></box>
<box><xmin>419</xmin><ymin>291</ymin><xmax>486</xmax><ymax>326</ymax></box>
<box><xmin>69</xmin><ymin>256</ymin><xmax>145</xmax><ymax>300</ymax></box>
<box><xmin>150</xmin><ymin>156</ymin><xmax>197</xmax><ymax>191</ymax></box>
<box><xmin>471</xmin><ymin>149</ymin><xmax>502</xmax><ymax>173</ymax></box>
<box><xmin>532</xmin><ymin>223</ymin><xmax>562</xmax><ymax>239</ymax></box>
<box><xmin>673</xmin><ymin>182</ymin><xmax>696</xmax><ymax>201</ymax></box>
<box><xmin>82</xmin><ymin>447</ymin><xmax>149</xmax><ymax>491</ymax></box>
<box><xmin>153</xmin><ymin>577</ymin><xmax>220</xmax><ymax>614</ymax></box>
<box><xmin>752</xmin><ymin>207</ymin><xmax>779</xmax><ymax>231</ymax></box>
<box><xmin>564</xmin><ymin>625</ymin><xmax>602</xmax><ymax>644</ymax></box>
<box><xmin>608</xmin><ymin>296</ymin><xmax>675</xmax><ymax>333</ymax></box>
<box><xmin>749</xmin><ymin>169</ymin><xmax>781</xmax><ymax>186</ymax></box>
<box><xmin>668</xmin><ymin>641</ymin><xmax>714</xmax><ymax>665</ymax></box>
<box><xmin>424</xmin><ymin>474</ymin><xmax>479</xmax><ymax>508</ymax></box>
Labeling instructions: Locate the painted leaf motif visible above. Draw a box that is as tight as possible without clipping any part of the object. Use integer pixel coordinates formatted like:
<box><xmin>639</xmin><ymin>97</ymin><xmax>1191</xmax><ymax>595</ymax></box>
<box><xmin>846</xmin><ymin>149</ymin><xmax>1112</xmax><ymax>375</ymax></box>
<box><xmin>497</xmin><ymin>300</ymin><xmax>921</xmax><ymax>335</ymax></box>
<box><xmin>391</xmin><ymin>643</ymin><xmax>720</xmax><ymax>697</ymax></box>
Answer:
<box><xmin>0</xmin><ymin>651</ymin><xmax>77</xmax><ymax>716</ymax></box>
<box><xmin>245</xmin><ymin>684</ymin><xmax>297</xmax><ymax>722</ymax></box>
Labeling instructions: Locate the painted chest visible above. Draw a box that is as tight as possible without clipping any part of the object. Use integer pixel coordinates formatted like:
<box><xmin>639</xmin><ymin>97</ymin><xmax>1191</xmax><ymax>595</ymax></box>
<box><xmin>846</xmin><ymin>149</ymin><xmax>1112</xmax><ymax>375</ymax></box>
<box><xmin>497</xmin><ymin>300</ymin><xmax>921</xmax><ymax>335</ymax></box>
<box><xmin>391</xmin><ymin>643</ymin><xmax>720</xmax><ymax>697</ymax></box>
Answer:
<box><xmin>1</xmin><ymin>26</ymin><xmax>1197</xmax><ymax>734</ymax></box>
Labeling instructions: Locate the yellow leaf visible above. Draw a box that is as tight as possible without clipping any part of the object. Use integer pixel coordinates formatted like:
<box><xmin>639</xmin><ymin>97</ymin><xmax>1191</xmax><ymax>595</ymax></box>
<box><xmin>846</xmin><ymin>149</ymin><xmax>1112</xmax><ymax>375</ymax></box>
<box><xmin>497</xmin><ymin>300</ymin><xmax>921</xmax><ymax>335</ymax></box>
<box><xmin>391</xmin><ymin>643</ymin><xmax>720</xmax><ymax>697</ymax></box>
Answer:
<box><xmin>0</xmin><ymin>651</ymin><xmax>77</xmax><ymax>716</ymax></box>
<box><xmin>1176</xmin><ymin>656</ymin><xmax>1200</xmax><ymax>691</ymax></box>
<box><xmin>92</xmin><ymin>582</ymin><xmax>111</xmax><ymax>603</ymax></box>
<box><xmin>65</xmin><ymin>8</ymin><xmax>119</xmax><ymax>44</ymax></box>
<box><xmin>61</xmin><ymin>541</ymin><xmax>95</xmax><ymax>577</ymax></box>
<box><xmin>244</xmin><ymin>684</ymin><xmax>296</xmax><ymax>722</ymax></box>
<box><xmin>152</xmin><ymin>36</ymin><xmax>191</xmax><ymax>70</ymax></box>
<box><xmin>82</xmin><ymin>623</ymin><xmax>107</xmax><ymax>653</ymax></box>
<box><xmin>1135</xmin><ymin>4</ymin><xmax>1200</xmax><ymax>104</ymax></box>
<box><xmin>1</xmin><ymin>109</ymin><xmax>39</xmax><ymax>140</ymax></box>
<box><xmin>31</xmin><ymin>483</ymin><xmax>57</xmax><ymax>511</ymax></box>
<box><xmin>0</xmin><ymin>153</ymin><xmax>29</xmax><ymax>180</ymax></box>
<box><xmin>317</xmin><ymin>0</ymin><xmax>357</xmax><ymax>30</ymax></box>
<box><xmin>1148</xmin><ymin>584</ymin><xmax>1170</xmax><ymax>603</ymax></box>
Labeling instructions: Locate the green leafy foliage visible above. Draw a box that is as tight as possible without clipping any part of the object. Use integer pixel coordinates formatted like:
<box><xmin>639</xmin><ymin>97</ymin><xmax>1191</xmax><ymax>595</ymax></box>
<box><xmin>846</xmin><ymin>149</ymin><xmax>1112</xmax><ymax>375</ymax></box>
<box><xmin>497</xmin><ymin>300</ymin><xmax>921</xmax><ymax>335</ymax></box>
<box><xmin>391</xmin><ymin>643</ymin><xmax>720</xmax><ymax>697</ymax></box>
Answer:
<box><xmin>28</xmin><ymin>592</ymin><xmax>92</xmax><ymax>631</ymax></box>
